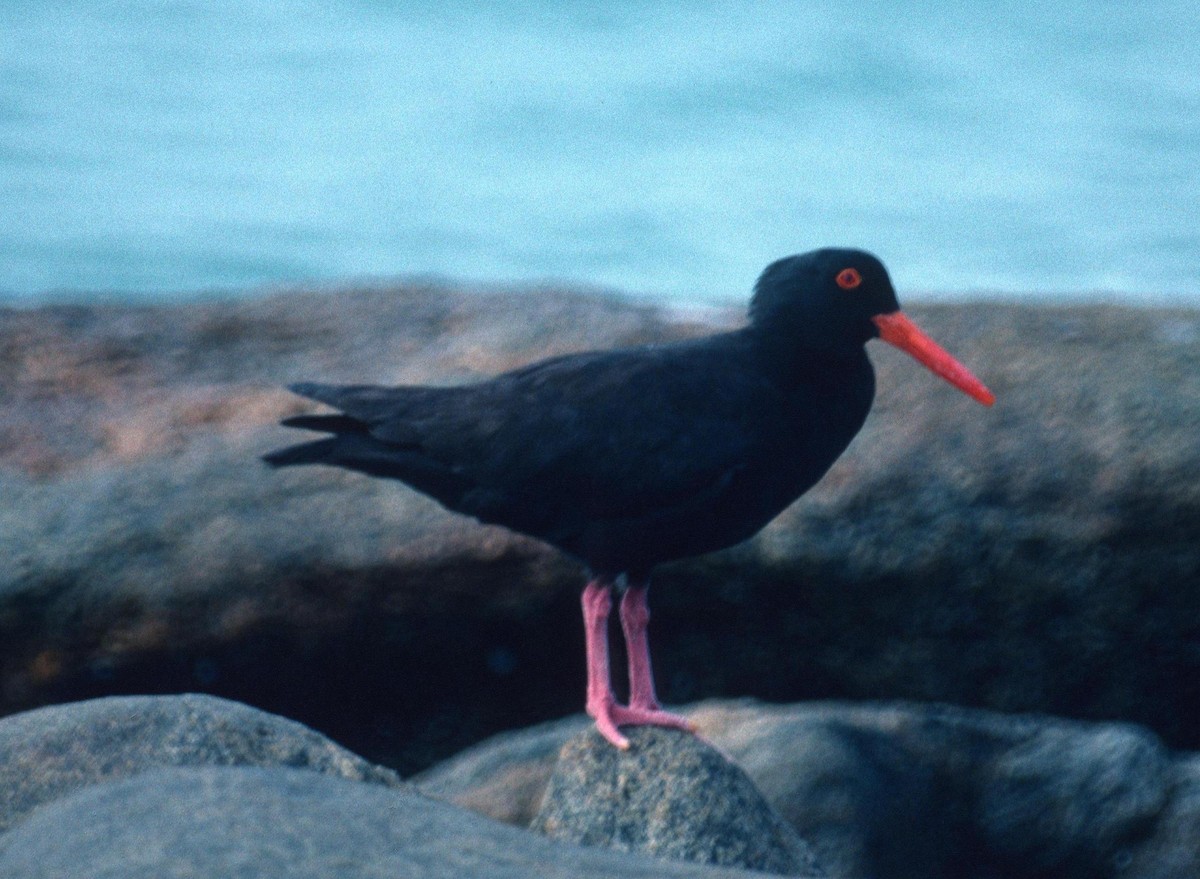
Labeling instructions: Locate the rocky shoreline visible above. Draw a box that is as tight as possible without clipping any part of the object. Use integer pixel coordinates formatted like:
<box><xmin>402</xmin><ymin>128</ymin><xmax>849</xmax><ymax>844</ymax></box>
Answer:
<box><xmin>3</xmin><ymin>693</ymin><xmax>1199</xmax><ymax>877</ymax></box>
<box><xmin>1</xmin><ymin>281</ymin><xmax>1198</xmax><ymax>874</ymax></box>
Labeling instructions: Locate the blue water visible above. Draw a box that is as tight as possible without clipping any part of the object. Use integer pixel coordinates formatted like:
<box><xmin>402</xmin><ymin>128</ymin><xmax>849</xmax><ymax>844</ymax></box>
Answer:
<box><xmin>2</xmin><ymin>2</ymin><xmax>1198</xmax><ymax>304</ymax></box>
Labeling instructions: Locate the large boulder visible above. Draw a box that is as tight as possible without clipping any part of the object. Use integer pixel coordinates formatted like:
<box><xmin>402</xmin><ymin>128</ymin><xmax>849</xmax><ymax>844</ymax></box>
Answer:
<box><xmin>0</xmin><ymin>767</ymin><xmax>766</xmax><ymax>879</ymax></box>
<box><xmin>2</xmin><ymin>284</ymin><xmax>1198</xmax><ymax>772</ymax></box>
<box><xmin>420</xmin><ymin>698</ymin><xmax>1198</xmax><ymax>879</ymax></box>
<box><xmin>531</xmin><ymin>726</ymin><xmax>822</xmax><ymax>876</ymax></box>
<box><xmin>0</xmin><ymin>693</ymin><xmax>779</xmax><ymax>879</ymax></box>
<box><xmin>417</xmin><ymin>714</ymin><xmax>590</xmax><ymax>826</ymax></box>
<box><xmin>0</xmin><ymin>692</ymin><xmax>403</xmax><ymax>833</ymax></box>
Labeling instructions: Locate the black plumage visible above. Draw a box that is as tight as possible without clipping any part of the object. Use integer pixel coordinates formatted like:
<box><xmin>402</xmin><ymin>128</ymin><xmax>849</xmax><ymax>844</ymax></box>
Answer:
<box><xmin>264</xmin><ymin>247</ymin><xmax>993</xmax><ymax>747</ymax></box>
<box><xmin>264</xmin><ymin>248</ymin><xmax>898</xmax><ymax>578</ymax></box>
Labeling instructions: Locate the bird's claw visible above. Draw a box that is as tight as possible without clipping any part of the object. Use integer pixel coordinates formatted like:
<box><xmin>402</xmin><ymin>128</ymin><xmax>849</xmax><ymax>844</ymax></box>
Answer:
<box><xmin>588</xmin><ymin>697</ymin><xmax>696</xmax><ymax>749</ymax></box>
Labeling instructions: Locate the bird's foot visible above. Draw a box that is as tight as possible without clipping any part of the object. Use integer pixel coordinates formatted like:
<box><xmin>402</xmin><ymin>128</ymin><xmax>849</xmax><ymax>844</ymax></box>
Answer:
<box><xmin>587</xmin><ymin>696</ymin><xmax>696</xmax><ymax>750</ymax></box>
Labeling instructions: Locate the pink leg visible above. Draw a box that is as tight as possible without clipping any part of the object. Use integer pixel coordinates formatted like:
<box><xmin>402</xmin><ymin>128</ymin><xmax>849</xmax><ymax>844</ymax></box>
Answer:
<box><xmin>618</xmin><ymin>581</ymin><xmax>694</xmax><ymax>732</ymax></box>
<box><xmin>583</xmin><ymin>578</ymin><xmax>697</xmax><ymax>749</ymax></box>
<box><xmin>582</xmin><ymin>578</ymin><xmax>629</xmax><ymax>748</ymax></box>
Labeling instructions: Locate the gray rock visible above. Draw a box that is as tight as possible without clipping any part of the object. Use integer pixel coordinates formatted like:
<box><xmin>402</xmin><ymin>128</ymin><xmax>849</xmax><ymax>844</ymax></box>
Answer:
<box><xmin>1121</xmin><ymin>755</ymin><xmax>1200</xmax><ymax>878</ymax></box>
<box><xmin>2</xmin><ymin>286</ymin><xmax>1199</xmax><ymax>772</ymax></box>
<box><xmin>0</xmin><ymin>765</ymin><xmax>767</xmax><ymax>879</ymax></box>
<box><xmin>708</xmin><ymin>702</ymin><xmax>1172</xmax><ymax>879</ymax></box>
<box><xmin>0</xmin><ymin>285</ymin><xmax>673</xmax><ymax>772</ymax></box>
<box><xmin>978</xmin><ymin>720</ymin><xmax>1168</xmax><ymax>870</ymax></box>
<box><xmin>0</xmin><ymin>692</ymin><xmax>403</xmax><ymax>833</ymax></box>
<box><xmin>531</xmin><ymin>726</ymin><xmax>823</xmax><ymax>877</ymax></box>
<box><xmin>423</xmin><ymin>698</ymin><xmax>1194</xmax><ymax>879</ymax></box>
<box><xmin>415</xmin><ymin>713</ymin><xmax>589</xmax><ymax>825</ymax></box>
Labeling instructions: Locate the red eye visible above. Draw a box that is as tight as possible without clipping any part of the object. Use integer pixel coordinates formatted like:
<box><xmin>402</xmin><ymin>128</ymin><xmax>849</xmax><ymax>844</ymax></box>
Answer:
<box><xmin>836</xmin><ymin>268</ymin><xmax>862</xmax><ymax>290</ymax></box>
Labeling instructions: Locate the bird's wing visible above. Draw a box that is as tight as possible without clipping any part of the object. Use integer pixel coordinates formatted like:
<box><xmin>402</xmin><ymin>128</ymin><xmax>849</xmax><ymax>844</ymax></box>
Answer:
<box><xmin>287</xmin><ymin>337</ymin><xmax>786</xmax><ymax>530</ymax></box>
<box><xmin>420</xmin><ymin>342</ymin><xmax>779</xmax><ymax>522</ymax></box>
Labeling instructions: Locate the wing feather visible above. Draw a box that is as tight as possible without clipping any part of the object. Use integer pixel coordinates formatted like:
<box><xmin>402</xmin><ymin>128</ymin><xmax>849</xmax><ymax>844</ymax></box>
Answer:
<box><xmin>281</xmin><ymin>333</ymin><xmax>791</xmax><ymax>539</ymax></box>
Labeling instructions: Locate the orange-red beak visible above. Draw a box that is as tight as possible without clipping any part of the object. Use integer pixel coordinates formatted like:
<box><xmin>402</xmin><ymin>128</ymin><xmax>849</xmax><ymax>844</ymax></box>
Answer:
<box><xmin>872</xmin><ymin>311</ymin><xmax>995</xmax><ymax>407</ymax></box>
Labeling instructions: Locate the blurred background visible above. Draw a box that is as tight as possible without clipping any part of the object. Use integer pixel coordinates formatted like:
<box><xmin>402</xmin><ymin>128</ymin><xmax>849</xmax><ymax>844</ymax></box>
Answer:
<box><xmin>2</xmin><ymin>0</ymin><xmax>1198</xmax><ymax>304</ymax></box>
<box><xmin>3</xmin><ymin>1</ymin><xmax>1200</xmax><ymax>788</ymax></box>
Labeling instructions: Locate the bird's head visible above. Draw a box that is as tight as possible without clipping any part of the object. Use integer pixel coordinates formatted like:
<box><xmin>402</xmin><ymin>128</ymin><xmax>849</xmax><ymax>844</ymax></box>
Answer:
<box><xmin>750</xmin><ymin>248</ymin><xmax>994</xmax><ymax>406</ymax></box>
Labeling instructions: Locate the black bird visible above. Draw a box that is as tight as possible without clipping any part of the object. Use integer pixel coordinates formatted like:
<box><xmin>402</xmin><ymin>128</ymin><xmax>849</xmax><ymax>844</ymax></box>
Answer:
<box><xmin>264</xmin><ymin>248</ymin><xmax>994</xmax><ymax>748</ymax></box>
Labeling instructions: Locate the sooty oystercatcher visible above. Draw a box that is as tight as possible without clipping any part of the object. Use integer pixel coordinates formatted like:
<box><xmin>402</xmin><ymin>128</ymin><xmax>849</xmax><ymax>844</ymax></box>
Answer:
<box><xmin>263</xmin><ymin>248</ymin><xmax>994</xmax><ymax>748</ymax></box>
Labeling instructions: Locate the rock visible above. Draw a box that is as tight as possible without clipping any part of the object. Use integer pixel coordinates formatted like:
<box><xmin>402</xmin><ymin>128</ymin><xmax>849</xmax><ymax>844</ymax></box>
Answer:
<box><xmin>978</xmin><ymin>719</ymin><xmax>1167</xmax><ymax>871</ymax></box>
<box><xmin>709</xmin><ymin>702</ymin><xmax>1171</xmax><ymax>879</ymax></box>
<box><xmin>0</xmin><ymin>765</ymin><xmax>768</xmax><ymax>879</ymax></box>
<box><xmin>2</xmin><ymin>285</ymin><xmax>1199</xmax><ymax>772</ymax></box>
<box><xmin>422</xmin><ymin>698</ymin><xmax>1197</xmax><ymax>879</ymax></box>
<box><xmin>415</xmin><ymin>713</ymin><xmax>590</xmax><ymax>826</ymax></box>
<box><xmin>0</xmin><ymin>692</ymin><xmax>403</xmax><ymax>833</ymax></box>
<box><xmin>0</xmin><ymin>284</ymin><xmax>677</xmax><ymax>773</ymax></box>
<box><xmin>1121</xmin><ymin>755</ymin><xmax>1200</xmax><ymax>878</ymax></box>
<box><xmin>531</xmin><ymin>726</ymin><xmax>822</xmax><ymax>876</ymax></box>
<box><xmin>0</xmin><ymin>694</ymin><xmax>783</xmax><ymax>878</ymax></box>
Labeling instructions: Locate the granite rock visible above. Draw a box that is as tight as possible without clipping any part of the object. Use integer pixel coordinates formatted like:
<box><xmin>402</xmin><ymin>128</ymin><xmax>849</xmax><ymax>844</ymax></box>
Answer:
<box><xmin>414</xmin><ymin>712</ymin><xmax>582</xmax><ymax>819</ymax></box>
<box><xmin>2</xmin><ymin>285</ymin><xmax>1199</xmax><ymax>772</ymax></box>
<box><xmin>0</xmin><ymin>765</ymin><xmax>767</xmax><ymax>879</ymax></box>
<box><xmin>0</xmin><ymin>694</ymin><xmax>788</xmax><ymax>879</ymax></box>
<box><xmin>421</xmin><ymin>698</ymin><xmax>1193</xmax><ymax>879</ymax></box>
<box><xmin>416</xmin><ymin>713</ymin><xmax>590</xmax><ymax>826</ymax></box>
<box><xmin>532</xmin><ymin>726</ymin><xmax>822</xmax><ymax>876</ymax></box>
<box><xmin>0</xmin><ymin>692</ymin><xmax>403</xmax><ymax>833</ymax></box>
<box><xmin>1121</xmin><ymin>755</ymin><xmax>1200</xmax><ymax>878</ymax></box>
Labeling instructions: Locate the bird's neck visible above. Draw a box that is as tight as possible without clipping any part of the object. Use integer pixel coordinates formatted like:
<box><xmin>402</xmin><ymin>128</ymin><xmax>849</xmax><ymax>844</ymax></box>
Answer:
<box><xmin>743</xmin><ymin>325</ymin><xmax>871</xmax><ymax>389</ymax></box>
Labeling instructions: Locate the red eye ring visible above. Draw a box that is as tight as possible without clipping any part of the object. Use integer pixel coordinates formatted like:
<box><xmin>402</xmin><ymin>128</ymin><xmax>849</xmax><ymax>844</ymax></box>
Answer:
<box><xmin>836</xmin><ymin>268</ymin><xmax>862</xmax><ymax>290</ymax></box>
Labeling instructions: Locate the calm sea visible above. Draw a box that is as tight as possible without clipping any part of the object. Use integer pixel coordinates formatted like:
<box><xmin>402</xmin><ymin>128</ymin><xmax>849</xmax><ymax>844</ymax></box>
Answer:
<box><xmin>2</xmin><ymin>1</ymin><xmax>1197</xmax><ymax>304</ymax></box>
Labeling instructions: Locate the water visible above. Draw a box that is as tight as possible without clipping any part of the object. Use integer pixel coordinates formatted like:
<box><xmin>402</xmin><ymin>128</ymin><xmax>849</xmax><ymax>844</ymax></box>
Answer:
<box><xmin>2</xmin><ymin>1</ymin><xmax>1198</xmax><ymax>305</ymax></box>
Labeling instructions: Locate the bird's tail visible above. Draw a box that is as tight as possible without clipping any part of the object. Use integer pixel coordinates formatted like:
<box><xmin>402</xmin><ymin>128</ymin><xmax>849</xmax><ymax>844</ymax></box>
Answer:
<box><xmin>262</xmin><ymin>412</ymin><xmax>369</xmax><ymax>468</ymax></box>
<box><xmin>261</xmin><ymin>437</ymin><xmax>341</xmax><ymax>468</ymax></box>
<box><xmin>278</xmin><ymin>414</ymin><xmax>368</xmax><ymax>433</ymax></box>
